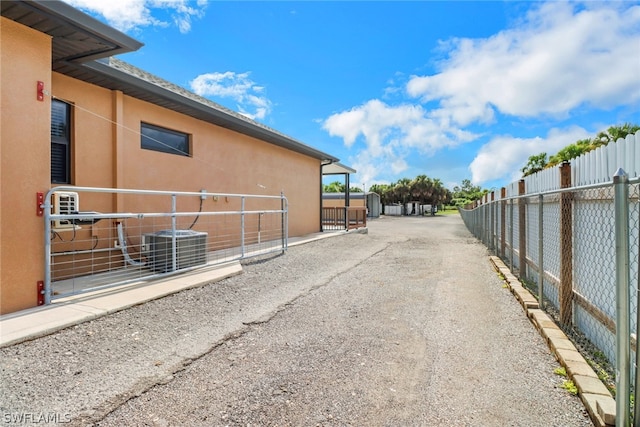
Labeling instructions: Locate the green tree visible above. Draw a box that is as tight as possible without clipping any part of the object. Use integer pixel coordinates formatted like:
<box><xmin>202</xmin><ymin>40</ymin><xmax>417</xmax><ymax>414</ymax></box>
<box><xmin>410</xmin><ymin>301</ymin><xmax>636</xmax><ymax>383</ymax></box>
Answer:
<box><xmin>368</xmin><ymin>176</ymin><xmax>451</xmax><ymax>214</ymax></box>
<box><xmin>547</xmin><ymin>139</ymin><xmax>591</xmax><ymax>167</ymax></box>
<box><xmin>596</xmin><ymin>123</ymin><xmax>640</xmax><ymax>145</ymax></box>
<box><xmin>323</xmin><ymin>181</ymin><xmax>344</xmax><ymax>193</ymax></box>
<box><xmin>523</xmin><ymin>123</ymin><xmax>639</xmax><ymax>177</ymax></box>
<box><xmin>393</xmin><ymin>178</ymin><xmax>412</xmax><ymax>206</ymax></box>
<box><xmin>451</xmin><ymin>179</ymin><xmax>486</xmax><ymax>207</ymax></box>
<box><xmin>410</xmin><ymin>175</ymin><xmax>433</xmax><ymax>213</ymax></box>
<box><xmin>521</xmin><ymin>153</ymin><xmax>548</xmax><ymax>177</ymax></box>
<box><xmin>431</xmin><ymin>178</ymin><xmax>448</xmax><ymax>207</ymax></box>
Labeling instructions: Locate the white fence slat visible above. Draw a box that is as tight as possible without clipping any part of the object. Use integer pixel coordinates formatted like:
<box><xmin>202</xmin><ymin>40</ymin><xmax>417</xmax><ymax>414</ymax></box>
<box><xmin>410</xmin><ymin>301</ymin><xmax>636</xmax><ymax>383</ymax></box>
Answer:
<box><xmin>608</xmin><ymin>143</ymin><xmax>617</xmax><ymax>181</ymax></box>
<box><xmin>601</xmin><ymin>142</ymin><xmax>609</xmax><ymax>181</ymax></box>
<box><xmin>625</xmin><ymin>135</ymin><xmax>638</xmax><ymax>178</ymax></box>
<box><xmin>635</xmin><ymin>131</ymin><xmax>640</xmax><ymax>178</ymax></box>
<box><xmin>519</xmin><ymin>131</ymin><xmax>638</xmax><ymax>192</ymax></box>
<box><xmin>623</xmin><ymin>136</ymin><xmax>631</xmax><ymax>177</ymax></box>
<box><xmin>617</xmin><ymin>137</ymin><xmax>625</xmax><ymax>175</ymax></box>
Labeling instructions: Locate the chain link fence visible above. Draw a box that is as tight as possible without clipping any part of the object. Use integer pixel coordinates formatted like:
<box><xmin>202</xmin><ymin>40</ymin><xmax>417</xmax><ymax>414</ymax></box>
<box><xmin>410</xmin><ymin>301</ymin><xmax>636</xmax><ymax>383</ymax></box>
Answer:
<box><xmin>459</xmin><ymin>169</ymin><xmax>640</xmax><ymax>408</ymax></box>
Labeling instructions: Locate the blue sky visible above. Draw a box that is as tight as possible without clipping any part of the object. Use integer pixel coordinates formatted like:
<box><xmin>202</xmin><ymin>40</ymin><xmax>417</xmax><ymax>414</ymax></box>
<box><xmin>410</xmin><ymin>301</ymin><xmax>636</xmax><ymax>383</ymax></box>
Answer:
<box><xmin>64</xmin><ymin>0</ymin><xmax>640</xmax><ymax>191</ymax></box>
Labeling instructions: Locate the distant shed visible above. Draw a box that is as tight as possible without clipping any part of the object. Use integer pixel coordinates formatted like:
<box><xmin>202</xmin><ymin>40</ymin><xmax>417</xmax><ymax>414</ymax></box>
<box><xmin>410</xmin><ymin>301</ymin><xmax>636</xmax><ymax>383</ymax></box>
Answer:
<box><xmin>322</xmin><ymin>192</ymin><xmax>381</xmax><ymax>218</ymax></box>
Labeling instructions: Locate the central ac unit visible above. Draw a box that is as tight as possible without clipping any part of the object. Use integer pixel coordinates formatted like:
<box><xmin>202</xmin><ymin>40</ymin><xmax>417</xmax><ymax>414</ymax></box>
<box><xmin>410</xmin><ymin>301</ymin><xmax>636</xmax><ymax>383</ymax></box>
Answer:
<box><xmin>52</xmin><ymin>191</ymin><xmax>79</xmax><ymax>230</ymax></box>
<box><xmin>143</xmin><ymin>230</ymin><xmax>208</xmax><ymax>272</ymax></box>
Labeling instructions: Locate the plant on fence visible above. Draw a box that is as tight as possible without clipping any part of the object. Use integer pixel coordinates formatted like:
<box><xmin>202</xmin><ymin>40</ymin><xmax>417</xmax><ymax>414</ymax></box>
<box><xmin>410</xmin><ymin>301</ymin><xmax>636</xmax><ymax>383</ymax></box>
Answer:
<box><xmin>521</xmin><ymin>123</ymin><xmax>640</xmax><ymax>177</ymax></box>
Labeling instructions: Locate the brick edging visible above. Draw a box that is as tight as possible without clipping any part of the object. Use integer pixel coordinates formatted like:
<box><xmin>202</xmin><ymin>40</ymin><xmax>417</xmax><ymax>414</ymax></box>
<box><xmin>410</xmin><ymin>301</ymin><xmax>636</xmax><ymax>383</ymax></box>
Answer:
<box><xmin>489</xmin><ymin>256</ymin><xmax>615</xmax><ymax>427</ymax></box>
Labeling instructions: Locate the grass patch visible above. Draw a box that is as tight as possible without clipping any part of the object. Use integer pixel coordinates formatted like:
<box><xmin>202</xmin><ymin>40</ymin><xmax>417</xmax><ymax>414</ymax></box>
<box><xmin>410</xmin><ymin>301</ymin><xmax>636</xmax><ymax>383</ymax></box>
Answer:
<box><xmin>437</xmin><ymin>209</ymin><xmax>460</xmax><ymax>216</ymax></box>
<box><xmin>554</xmin><ymin>366</ymin><xmax>567</xmax><ymax>377</ymax></box>
<box><xmin>560</xmin><ymin>379</ymin><xmax>578</xmax><ymax>395</ymax></box>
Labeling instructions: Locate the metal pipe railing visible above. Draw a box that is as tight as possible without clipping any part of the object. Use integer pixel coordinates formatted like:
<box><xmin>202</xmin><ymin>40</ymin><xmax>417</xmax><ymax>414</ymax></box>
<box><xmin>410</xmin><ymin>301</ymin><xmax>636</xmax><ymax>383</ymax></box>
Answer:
<box><xmin>43</xmin><ymin>186</ymin><xmax>289</xmax><ymax>303</ymax></box>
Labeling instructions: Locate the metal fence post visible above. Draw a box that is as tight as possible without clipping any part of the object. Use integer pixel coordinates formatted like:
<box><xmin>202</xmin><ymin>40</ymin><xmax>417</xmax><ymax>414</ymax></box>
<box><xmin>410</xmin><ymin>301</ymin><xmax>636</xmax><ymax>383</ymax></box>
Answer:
<box><xmin>490</xmin><ymin>191</ymin><xmax>496</xmax><ymax>252</ymax></box>
<box><xmin>614</xmin><ymin>168</ymin><xmax>631</xmax><ymax>427</ymax></box>
<box><xmin>43</xmin><ymin>196</ymin><xmax>53</xmax><ymax>305</ymax></box>
<box><xmin>559</xmin><ymin>162</ymin><xmax>573</xmax><ymax>326</ymax></box>
<box><xmin>509</xmin><ymin>198</ymin><xmax>514</xmax><ymax>272</ymax></box>
<box><xmin>500</xmin><ymin>187</ymin><xmax>506</xmax><ymax>258</ymax></box>
<box><xmin>483</xmin><ymin>202</ymin><xmax>488</xmax><ymax>245</ymax></box>
<box><xmin>519</xmin><ymin>180</ymin><xmax>527</xmax><ymax>279</ymax></box>
<box><xmin>538</xmin><ymin>194</ymin><xmax>544</xmax><ymax>309</ymax></box>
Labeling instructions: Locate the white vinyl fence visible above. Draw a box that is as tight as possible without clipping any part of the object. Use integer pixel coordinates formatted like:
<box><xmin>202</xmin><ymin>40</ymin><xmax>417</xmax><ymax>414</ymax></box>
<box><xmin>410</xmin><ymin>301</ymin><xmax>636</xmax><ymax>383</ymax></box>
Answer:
<box><xmin>460</xmin><ymin>131</ymin><xmax>640</xmax><ymax>421</ymax></box>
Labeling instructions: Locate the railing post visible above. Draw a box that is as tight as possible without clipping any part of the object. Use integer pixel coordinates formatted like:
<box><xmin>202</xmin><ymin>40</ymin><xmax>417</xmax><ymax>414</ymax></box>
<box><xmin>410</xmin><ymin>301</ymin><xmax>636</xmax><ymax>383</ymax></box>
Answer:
<box><xmin>500</xmin><ymin>187</ymin><xmax>506</xmax><ymax>258</ymax></box>
<box><xmin>241</xmin><ymin>196</ymin><xmax>245</xmax><ymax>257</ymax></box>
<box><xmin>518</xmin><ymin>179</ymin><xmax>527</xmax><ymax>278</ymax></box>
<box><xmin>344</xmin><ymin>207</ymin><xmax>348</xmax><ymax>230</ymax></box>
<box><xmin>559</xmin><ymin>162</ymin><xmax>573</xmax><ymax>326</ymax></box>
<box><xmin>171</xmin><ymin>194</ymin><xmax>177</xmax><ymax>272</ymax></box>
<box><xmin>281</xmin><ymin>192</ymin><xmax>284</xmax><ymax>247</ymax></box>
<box><xmin>538</xmin><ymin>194</ymin><xmax>544</xmax><ymax>309</ymax></box>
<box><xmin>614</xmin><ymin>169</ymin><xmax>631</xmax><ymax>427</ymax></box>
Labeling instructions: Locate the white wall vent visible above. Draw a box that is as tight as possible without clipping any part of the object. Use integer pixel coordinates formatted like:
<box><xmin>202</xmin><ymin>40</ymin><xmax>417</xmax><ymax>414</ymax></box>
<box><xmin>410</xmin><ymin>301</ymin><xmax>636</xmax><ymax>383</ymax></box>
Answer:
<box><xmin>52</xmin><ymin>191</ymin><xmax>79</xmax><ymax>230</ymax></box>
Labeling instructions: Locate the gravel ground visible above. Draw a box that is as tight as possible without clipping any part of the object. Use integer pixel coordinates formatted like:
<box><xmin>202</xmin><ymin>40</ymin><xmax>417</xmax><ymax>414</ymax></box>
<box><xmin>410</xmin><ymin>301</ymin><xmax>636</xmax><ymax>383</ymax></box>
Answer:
<box><xmin>1</xmin><ymin>215</ymin><xmax>592</xmax><ymax>426</ymax></box>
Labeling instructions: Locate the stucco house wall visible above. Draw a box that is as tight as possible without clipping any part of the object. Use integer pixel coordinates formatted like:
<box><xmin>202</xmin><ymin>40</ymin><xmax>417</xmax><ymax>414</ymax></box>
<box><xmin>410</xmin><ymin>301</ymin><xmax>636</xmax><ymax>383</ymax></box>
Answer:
<box><xmin>0</xmin><ymin>2</ymin><xmax>340</xmax><ymax>315</ymax></box>
<box><xmin>1</xmin><ymin>18</ymin><xmax>51</xmax><ymax>313</ymax></box>
<box><xmin>51</xmin><ymin>72</ymin><xmax>322</xmax><ymax>238</ymax></box>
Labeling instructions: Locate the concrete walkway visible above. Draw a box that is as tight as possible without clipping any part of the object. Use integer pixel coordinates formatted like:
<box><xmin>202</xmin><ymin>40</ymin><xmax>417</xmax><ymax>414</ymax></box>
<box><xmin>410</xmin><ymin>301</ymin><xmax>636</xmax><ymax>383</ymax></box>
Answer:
<box><xmin>0</xmin><ymin>230</ymin><xmax>345</xmax><ymax>348</ymax></box>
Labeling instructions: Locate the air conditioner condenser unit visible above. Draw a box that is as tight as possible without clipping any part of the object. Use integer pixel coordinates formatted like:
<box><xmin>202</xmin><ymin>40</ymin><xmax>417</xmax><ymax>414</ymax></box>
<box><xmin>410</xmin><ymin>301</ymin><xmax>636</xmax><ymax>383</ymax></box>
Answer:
<box><xmin>143</xmin><ymin>230</ymin><xmax>208</xmax><ymax>273</ymax></box>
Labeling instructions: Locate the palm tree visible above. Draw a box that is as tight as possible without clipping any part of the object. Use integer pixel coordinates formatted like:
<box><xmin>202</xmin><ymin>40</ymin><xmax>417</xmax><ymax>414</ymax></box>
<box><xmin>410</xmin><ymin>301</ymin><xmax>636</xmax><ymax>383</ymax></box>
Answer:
<box><xmin>323</xmin><ymin>181</ymin><xmax>344</xmax><ymax>193</ymax></box>
<box><xmin>410</xmin><ymin>175</ymin><xmax>434</xmax><ymax>214</ymax></box>
<box><xmin>393</xmin><ymin>178</ymin><xmax>411</xmax><ymax>213</ymax></box>
<box><xmin>597</xmin><ymin>123</ymin><xmax>640</xmax><ymax>145</ymax></box>
<box><xmin>521</xmin><ymin>153</ymin><xmax>548</xmax><ymax>177</ymax></box>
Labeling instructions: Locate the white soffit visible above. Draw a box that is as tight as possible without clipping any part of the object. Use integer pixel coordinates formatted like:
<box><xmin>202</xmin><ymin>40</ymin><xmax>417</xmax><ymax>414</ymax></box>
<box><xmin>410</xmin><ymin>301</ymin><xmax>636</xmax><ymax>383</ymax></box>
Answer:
<box><xmin>323</xmin><ymin>162</ymin><xmax>356</xmax><ymax>175</ymax></box>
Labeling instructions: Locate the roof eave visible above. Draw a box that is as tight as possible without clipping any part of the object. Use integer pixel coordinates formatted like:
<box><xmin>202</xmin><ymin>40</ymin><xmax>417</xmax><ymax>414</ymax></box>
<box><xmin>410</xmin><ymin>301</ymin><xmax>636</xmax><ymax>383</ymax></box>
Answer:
<box><xmin>80</xmin><ymin>60</ymin><xmax>339</xmax><ymax>163</ymax></box>
<box><xmin>1</xmin><ymin>0</ymin><xmax>143</xmax><ymax>63</ymax></box>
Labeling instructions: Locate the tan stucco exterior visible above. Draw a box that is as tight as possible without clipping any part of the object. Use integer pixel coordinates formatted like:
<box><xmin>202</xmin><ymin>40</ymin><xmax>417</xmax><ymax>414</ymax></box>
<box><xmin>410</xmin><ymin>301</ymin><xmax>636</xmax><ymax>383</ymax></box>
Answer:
<box><xmin>0</xmin><ymin>14</ymin><xmax>327</xmax><ymax>314</ymax></box>
<box><xmin>1</xmin><ymin>17</ymin><xmax>51</xmax><ymax>313</ymax></box>
<box><xmin>51</xmin><ymin>74</ymin><xmax>321</xmax><ymax>233</ymax></box>
<box><xmin>322</xmin><ymin>198</ymin><xmax>365</xmax><ymax>208</ymax></box>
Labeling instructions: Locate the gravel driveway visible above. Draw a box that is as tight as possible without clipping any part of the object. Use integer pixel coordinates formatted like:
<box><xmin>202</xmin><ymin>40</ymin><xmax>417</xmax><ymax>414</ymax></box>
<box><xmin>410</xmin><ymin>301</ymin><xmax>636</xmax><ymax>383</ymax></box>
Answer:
<box><xmin>1</xmin><ymin>214</ymin><xmax>592</xmax><ymax>426</ymax></box>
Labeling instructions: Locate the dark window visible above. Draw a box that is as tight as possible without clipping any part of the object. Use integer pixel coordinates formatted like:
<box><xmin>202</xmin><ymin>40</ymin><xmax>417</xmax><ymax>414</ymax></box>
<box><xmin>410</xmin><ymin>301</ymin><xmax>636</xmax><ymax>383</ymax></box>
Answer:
<box><xmin>141</xmin><ymin>123</ymin><xmax>190</xmax><ymax>156</ymax></box>
<box><xmin>51</xmin><ymin>100</ymin><xmax>71</xmax><ymax>183</ymax></box>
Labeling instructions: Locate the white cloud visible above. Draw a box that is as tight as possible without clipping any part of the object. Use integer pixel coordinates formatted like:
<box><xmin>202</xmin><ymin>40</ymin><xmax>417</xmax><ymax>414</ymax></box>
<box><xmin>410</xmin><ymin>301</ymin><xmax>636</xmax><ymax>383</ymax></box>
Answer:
<box><xmin>326</xmin><ymin>2</ymin><xmax>639</xmax><ymax>186</ymax></box>
<box><xmin>63</xmin><ymin>0</ymin><xmax>207</xmax><ymax>33</ymax></box>
<box><xmin>190</xmin><ymin>72</ymin><xmax>272</xmax><ymax>120</ymax></box>
<box><xmin>323</xmin><ymin>99</ymin><xmax>477</xmax><ymax>172</ymax></box>
<box><xmin>407</xmin><ymin>2</ymin><xmax>640</xmax><ymax>124</ymax></box>
<box><xmin>469</xmin><ymin>126</ymin><xmax>592</xmax><ymax>185</ymax></box>
<box><xmin>348</xmin><ymin>148</ymin><xmax>409</xmax><ymax>186</ymax></box>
